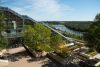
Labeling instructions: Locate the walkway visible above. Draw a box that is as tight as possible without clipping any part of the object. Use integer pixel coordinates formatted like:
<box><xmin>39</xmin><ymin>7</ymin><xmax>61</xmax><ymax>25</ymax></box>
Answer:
<box><xmin>5</xmin><ymin>47</ymin><xmax>56</xmax><ymax>67</ymax></box>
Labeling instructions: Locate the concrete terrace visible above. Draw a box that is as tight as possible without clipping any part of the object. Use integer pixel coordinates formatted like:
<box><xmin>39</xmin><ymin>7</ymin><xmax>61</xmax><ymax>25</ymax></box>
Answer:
<box><xmin>3</xmin><ymin>47</ymin><xmax>57</xmax><ymax>67</ymax></box>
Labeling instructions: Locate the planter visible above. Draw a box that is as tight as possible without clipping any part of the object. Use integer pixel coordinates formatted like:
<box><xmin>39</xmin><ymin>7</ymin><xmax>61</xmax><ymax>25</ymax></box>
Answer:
<box><xmin>47</xmin><ymin>53</ymin><xmax>76</xmax><ymax>67</ymax></box>
<box><xmin>23</xmin><ymin>44</ymin><xmax>35</xmax><ymax>57</ymax></box>
<box><xmin>23</xmin><ymin>44</ymin><xmax>47</xmax><ymax>58</ymax></box>
<box><xmin>32</xmin><ymin>50</ymin><xmax>47</xmax><ymax>58</ymax></box>
<box><xmin>54</xmin><ymin>51</ymin><xmax>69</xmax><ymax>58</ymax></box>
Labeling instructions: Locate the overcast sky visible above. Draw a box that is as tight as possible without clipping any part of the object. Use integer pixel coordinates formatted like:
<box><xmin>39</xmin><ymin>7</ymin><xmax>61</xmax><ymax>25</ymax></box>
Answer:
<box><xmin>1</xmin><ymin>0</ymin><xmax>100</xmax><ymax>21</ymax></box>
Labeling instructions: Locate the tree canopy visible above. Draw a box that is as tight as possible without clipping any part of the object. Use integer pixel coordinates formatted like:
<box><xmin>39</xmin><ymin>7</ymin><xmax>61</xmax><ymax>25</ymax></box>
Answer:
<box><xmin>0</xmin><ymin>11</ymin><xmax>5</xmax><ymax>30</ymax></box>
<box><xmin>84</xmin><ymin>13</ymin><xmax>100</xmax><ymax>53</ymax></box>
<box><xmin>0</xmin><ymin>11</ymin><xmax>7</xmax><ymax>50</ymax></box>
<box><xmin>23</xmin><ymin>24</ymin><xmax>70</xmax><ymax>57</ymax></box>
<box><xmin>23</xmin><ymin>24</ymin><xmax>52</xmax><ymax>51</ymax></box>
<box><xmin>51</xmin><ymin>34</ymin><xmax>63</xmax><ymax>47</ymax></box>
<box><xmin>94</xmin><ymin>13</ymin><xmax>100</xmax><ymax>21</ymax></box>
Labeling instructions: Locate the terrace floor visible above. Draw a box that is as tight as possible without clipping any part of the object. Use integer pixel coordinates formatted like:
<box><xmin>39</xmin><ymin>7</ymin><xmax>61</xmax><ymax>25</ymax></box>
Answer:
<box><xmin>4</xmin><ymin>47</ymin><xmax>57</xmax><ymax>67</ymax></box>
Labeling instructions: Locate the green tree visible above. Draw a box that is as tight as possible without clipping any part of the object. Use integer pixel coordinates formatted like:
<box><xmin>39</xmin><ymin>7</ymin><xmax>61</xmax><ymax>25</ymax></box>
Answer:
<box><xmin>94</xmin><ymin>13</ymin><xmax>100</xmax><ymax>21</ymax></box>
<box><xmin>23</xmin><ymin>24</ymin><xmax>52</xmax><ymax>51</ymax></box>
<box><xmin>0</xmin><ymin>11</ymin><xmax>5</xmax><ymax>30</ymax></box>
<box><xmin>84</xmin><ymin>13</ymin><xmax>100</xmax><ymax>53</ymax></box>
<box><xmin>0</xmin><ymin>11</ymin><xmax>7</xmax><ymax>50</ymax></box>
<box><xmin>51</xmin><ymin>34</ymin><xmax>63</xmax><ymax>48</ymax></box>
<box><xmin>51</xmin><ymin>34</ymin><xmax>70</xmax><ymax>57</ymax></box>
<box><xmin>22</xmin><ymin>25</ymin><xmax>35</xmax><ymax>49</ymax></box>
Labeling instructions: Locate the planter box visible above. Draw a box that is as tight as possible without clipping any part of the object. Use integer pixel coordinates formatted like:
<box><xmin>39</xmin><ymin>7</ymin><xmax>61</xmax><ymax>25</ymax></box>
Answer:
<box><xmin>23</xmin><ymin>44</ymin><xmax>47</xmax><ymax>58</ymax></box>
<box><xmin>23</xmin><ymin>44</ymin><xmax>35</xmax><ymax>57</ymax></box>
<box><xmin>47</xmin><ymin>53</ymin><xmax>77</xmax><ymax>67</ymax></box>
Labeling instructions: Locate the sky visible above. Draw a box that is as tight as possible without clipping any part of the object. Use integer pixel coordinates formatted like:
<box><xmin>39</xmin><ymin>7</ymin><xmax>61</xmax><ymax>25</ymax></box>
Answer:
<box><xmin>0</xmin><ymin>0</ymin><xmax>100</xmax><ymax>21</ymax></box>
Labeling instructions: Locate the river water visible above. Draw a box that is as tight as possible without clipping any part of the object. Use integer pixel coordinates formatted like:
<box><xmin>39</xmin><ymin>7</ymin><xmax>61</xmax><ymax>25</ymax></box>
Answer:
<box><xmin>51</xmin><ymin>25</ymin><xmax>83</xmax><ymax>37</ymax></box>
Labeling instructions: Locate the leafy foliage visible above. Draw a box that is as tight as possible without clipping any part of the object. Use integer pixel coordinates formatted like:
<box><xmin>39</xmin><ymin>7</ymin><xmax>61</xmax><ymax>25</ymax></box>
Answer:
<box><xmin>84</xmin><ymin>13</ymin><xmax>100</xmax><ymax>53</ymax></box>
<box><xmin>0</xmin><ymin>36</ymin><xmax>7</xmax><ymax>50</ymax></box>
<box><xmin>51</xmin><ymin>34</ymin><xmax>70</xmax><ymax>57</ymax></box>
<box><xmin>58</xmin><ymin>47</ymin><xmax>71</xmax><ymax>57</ymax></box>
<box><xmin>94</xmin><ymin>13</ymin><xmax>100</xmax><ymax>21</ymax></box>
<box><xmin>23</xmin><ymin>24</ymin><xmax>70</xmax><ymax>57</ymax></box>
<box><xmin>22</xmin><ymin>26</ymin><xmax>35</xmax><ymax>49</ymax></box>
<box><xmin>0</xmin><ymin>11</ymin><xmax>7</xmax><ymax>50</ymax></box>
<box><xmin>23</xmin><ymin>24</ymin><xmax>52</xmax><ymax>52</ymax></box>
<box><xmin>64</xmin><ymin>22</ymin><xmax>92</xmax><ymax>32</ymax></box>
<box><xmin>55</xmin><ymin>42</ymin><xmax>71</xmax><ymax>57</ymax></box>
<box><xmin>0</xmin><ymin>11</ymin><xmax>6</xmax><ymax>30</ymax></box>
<box><xmin>51</xmin><ymin>34</ymin><xmax>63</xmax><ymax>47</ymax></box>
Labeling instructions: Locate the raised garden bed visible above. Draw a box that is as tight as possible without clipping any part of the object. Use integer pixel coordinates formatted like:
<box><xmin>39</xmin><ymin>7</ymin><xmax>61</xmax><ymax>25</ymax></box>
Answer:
<box><xmin>54</xmin><ymin>52</ymin><xmax>69</xmax><ymax>58</ymax></box>
<box><xmin>47</xmin><ymin>53</ymin><xmax>78</xmax><ymax>67</ymax></box>
<box><xmin>23</xmin><ymin>44</ymin><xmax>47</xmax><ymax>58</ymax></box>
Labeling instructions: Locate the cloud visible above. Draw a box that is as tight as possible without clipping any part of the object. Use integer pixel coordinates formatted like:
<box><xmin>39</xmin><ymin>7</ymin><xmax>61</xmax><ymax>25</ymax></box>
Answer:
<box><xmin>26</xmin><ymin>0</ymin><xmax>73</xmax><ymax>21</ymax></box>
<box><xmin>30</xmin><ymin>0</ymin><xmax>63</xmax><ymax>20</ymax></box>
<box><xmin>1</xmin><ymin>0</ymin><xmax>73</xmax><ymax>21</ymax></box>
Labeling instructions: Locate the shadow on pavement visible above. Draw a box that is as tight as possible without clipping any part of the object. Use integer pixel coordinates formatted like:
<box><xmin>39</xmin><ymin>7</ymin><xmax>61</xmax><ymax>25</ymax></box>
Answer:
<box><xmin>42</xmin><ymin>60</ymin><xmax>58</xmax><ymax>67</ymax></box>
<box><xmin>7</xmin><ymin>51</ymin><xmax>29</xmax><ymax>62</ymax></box>
<box><xmin>27</xmin><ymin>57</ymin><xmax>46</xmax><ymax>63</ymax></box>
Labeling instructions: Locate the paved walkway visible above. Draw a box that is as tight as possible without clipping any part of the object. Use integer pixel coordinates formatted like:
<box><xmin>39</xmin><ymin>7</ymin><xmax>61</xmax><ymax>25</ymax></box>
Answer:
<box><xmin>4</xmin><ymin>47</ymin><xmax>56</xmax><ymax>67</ymax></box>
<box><xmin>7</xmin><ymin>47</ymin><xmax>26</xmax><ymax>54</ymax></box>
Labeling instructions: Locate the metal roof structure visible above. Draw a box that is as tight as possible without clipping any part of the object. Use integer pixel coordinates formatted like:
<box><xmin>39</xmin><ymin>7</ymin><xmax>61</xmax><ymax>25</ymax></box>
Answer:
<box><xmin>22</xmin><ymin>15</ymin><xmax>37</xmax><ymax>22</ymax></box>
<box><xmin>0</xmin><ymin>6</ymin><xmax>23</xmax><ymax>19</ymax></box>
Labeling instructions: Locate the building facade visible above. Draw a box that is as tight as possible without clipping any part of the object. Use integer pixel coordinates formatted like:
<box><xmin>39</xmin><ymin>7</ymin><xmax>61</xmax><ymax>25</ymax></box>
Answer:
<box><xmin>0</xmin><ymin>6</ymin><xmax>36</xmax><ymax>47</ymax></box>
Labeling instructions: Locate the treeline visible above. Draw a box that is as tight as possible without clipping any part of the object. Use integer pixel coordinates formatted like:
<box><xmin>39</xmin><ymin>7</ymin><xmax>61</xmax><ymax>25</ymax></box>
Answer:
<box><xmin>64</xmin><ymin>21</ymin><xmax>93</xmax><ymax>32</ymax></box>
<box><xmin>41</xmin><ymin>21</ymin><xmax>63</xmax><ymax>25</ymax></box>
<box><xmin>42</xmin><ymin>21</ymin><xmax>94</xmax><ymax>32</ymax></box>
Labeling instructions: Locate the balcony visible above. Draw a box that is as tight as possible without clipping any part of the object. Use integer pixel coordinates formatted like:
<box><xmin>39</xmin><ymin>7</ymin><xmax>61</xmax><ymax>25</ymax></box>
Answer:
<box><xmin>6</xmin><ymin>32</ymin><xmax>22</xmax><ymax>38</ymax></box>
<box><xmin>2</xmin><ymin>30</ymin><xmax>23</xmax><ymax>38</ymax></box>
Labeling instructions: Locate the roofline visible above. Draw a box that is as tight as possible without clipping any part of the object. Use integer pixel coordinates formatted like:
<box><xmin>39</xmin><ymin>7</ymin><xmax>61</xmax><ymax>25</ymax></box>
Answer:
<box><xmin>0</xmin><ymin>6</ymin><xmax>74</xmax><ymax>45</ymax></box>
<box><xmin>0</xmin><ymin>6</ymin><xmax>23</xmax><ymax>19</ymax></box>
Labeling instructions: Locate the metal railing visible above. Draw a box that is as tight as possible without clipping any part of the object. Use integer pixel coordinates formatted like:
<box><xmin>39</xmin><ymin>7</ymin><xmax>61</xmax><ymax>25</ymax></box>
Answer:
<box><xmin>5</xmin><ymin>32</ymin><xmax>22</xmax><ymax>38</ymax></box>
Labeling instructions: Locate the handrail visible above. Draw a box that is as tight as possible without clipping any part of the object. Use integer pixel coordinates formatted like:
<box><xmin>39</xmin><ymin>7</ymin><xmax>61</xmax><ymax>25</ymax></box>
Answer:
<box><xmin>42</xmin><ymin>23</ymin><xmax>74</xmax><ymax>42</ymax></box>
<box><xmin>21</xmin><ymin>16</ymin><xmax>75</xmax><ymax>45</ymax></box>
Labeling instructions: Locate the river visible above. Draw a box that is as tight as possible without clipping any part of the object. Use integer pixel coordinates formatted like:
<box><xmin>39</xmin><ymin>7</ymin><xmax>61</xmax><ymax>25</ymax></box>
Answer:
<box><xmin>51</xmin><ymin>25</ymin><xmax>83</xmax><ymax>37</ymax></box>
